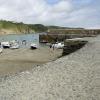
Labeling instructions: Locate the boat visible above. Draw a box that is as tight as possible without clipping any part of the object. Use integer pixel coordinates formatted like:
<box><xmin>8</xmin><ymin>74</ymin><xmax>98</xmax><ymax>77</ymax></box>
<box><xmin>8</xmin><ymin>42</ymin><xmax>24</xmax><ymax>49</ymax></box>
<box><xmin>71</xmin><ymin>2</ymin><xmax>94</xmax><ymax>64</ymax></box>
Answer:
<box><xmin>30</xmin><ymin>43</ymin><xmax>38</xmax><ymax>49</ymax></box>
<box><xmin>52</xmin><ymin>42</ymin><xmax>64</xmax><ymax>49</ymax></box>
<box><xmin>10</xmin><ymin>43</ymin><xmax>19</xmax><ymax>49</ymax></box>
<box><xmin>40</xmin><ymin>40</ymin><xmax>48</xmax><ymax>43</ymax></box>
<box><xmin>66</xmin><ymin>38</ymin><xmax>83</xmax><ymax>41</ymax></box>
<box><xmin>0</xmin><ymin>48</ymin><xmax>2</xmax><ymax>53</ymax></box>
<box><xmin>1</xmin><ymin>42</ymin><xmax>10</xmax><ymax>48</ymax></box>
<box><xmin>0</xmin><ymin>43</ymin><xmax>3</xmax><ymax>53</ymax></box>
<box><xmin>0</xmin><ymin>45</ymin><xmax>3</xmax><ymax>53</ymax></box>
<box><xmin>10</xmin><ymin>40</ymin><xmax>20</xmax><ymax>49</ymax></box>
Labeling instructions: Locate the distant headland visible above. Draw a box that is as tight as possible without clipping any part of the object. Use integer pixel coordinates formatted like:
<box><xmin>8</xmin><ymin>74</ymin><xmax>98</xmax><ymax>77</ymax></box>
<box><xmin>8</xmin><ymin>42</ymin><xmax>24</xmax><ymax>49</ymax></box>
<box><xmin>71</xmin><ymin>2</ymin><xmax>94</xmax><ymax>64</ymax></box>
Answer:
<box><xmin>0</xmin><ymin>20</ymin><xmax>100</xmax><ymax>35</ymax></box>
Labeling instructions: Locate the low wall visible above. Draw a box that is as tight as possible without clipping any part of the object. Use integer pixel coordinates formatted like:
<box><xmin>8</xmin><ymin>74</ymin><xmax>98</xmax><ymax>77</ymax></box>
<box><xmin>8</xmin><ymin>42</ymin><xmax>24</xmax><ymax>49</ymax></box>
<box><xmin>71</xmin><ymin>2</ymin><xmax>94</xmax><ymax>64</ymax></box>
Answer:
<box><xmin>63</xmin><ymin>39</ymin><xmax>87</xmax><ymax>55</ymax></box>
<box><xmin>39</xmin><ymin>34</ymin><xmax>88</xmax><ymax>43</ymax></box>
<box><xmin>48</xmin><ymin>29</ymin><xmax>100</xmax><ymax>35</ymax></box>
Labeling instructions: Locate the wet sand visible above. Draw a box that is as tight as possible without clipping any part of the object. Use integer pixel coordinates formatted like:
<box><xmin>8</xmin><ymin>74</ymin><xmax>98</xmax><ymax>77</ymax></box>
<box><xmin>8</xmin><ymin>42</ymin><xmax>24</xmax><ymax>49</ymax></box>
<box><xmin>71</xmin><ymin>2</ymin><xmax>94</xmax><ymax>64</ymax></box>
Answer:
<box><xmin>0</xmin><ymin>47</ymin><xmax>62</xmax><ymax>76</ymax></box>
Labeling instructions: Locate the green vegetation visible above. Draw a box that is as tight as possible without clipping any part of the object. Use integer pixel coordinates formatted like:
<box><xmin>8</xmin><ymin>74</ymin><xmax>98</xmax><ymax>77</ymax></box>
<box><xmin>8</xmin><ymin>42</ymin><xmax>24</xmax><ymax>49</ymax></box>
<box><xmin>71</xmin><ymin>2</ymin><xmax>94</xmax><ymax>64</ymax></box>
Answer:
<box><xmin>0</xmin><ymin>20</ymin><xmax>48</xmax><ymax>34</ymax></box>
<box><xmin>47</xmin><ymin>25</ymin><xmax>84</xmax><ymax>30</ymax></box>
<box><xmin>29</xmin><ymin>24</ymin><xmax>48</xmax><ymax>32</ymax></box>
<box><xmin>0</xmin><ymin>20</ymin><xmax>85</xmax><ymax>34</ymax></box>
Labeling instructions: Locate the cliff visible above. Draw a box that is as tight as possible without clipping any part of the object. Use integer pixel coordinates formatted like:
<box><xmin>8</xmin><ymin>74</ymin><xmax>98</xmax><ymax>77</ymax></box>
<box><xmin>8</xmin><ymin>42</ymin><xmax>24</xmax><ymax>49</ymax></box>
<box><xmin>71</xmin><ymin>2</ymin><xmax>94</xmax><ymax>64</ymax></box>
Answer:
<box><xmin>0</xmin><ymin>20</ymin><xmax>86</xmax><ymax>35</ymax></box>
<box><xmin>0</xmin><ymin>20</ymin><xmax>47</xmax><ymax>34</ymax></box>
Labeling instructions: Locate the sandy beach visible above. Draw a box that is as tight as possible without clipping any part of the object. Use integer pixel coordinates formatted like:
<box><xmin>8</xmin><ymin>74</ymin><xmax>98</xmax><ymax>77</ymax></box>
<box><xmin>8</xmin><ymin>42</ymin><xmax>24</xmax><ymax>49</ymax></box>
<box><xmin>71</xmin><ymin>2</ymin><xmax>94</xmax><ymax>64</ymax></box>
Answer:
<box><xmin>0</xmin><ymin>46</ymin><xmax>62</xmax><ymax>76</ymax></box>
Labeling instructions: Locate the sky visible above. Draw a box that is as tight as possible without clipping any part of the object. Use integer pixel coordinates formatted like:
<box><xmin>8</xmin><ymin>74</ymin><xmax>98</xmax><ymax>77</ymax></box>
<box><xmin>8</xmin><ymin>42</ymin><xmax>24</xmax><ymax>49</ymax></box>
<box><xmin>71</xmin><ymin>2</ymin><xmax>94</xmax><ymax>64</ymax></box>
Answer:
<box><xmin>0</xmin><ymin>0</ymin><xmax>100</xmax><ymax>28</ymax></box>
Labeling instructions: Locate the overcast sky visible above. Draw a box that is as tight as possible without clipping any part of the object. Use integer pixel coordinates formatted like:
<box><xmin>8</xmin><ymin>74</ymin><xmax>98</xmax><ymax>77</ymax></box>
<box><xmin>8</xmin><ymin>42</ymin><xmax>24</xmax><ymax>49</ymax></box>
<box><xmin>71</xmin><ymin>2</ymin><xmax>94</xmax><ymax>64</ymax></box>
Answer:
<box><xmin>0</xmin><ymin>0</ymin><xmax>99</xmax><ymax>28</ymax></box>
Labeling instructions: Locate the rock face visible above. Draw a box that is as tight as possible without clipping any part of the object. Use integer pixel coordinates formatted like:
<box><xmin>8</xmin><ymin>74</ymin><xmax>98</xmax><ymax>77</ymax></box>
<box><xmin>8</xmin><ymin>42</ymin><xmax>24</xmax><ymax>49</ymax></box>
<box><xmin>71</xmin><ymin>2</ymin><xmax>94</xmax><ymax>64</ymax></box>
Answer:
<box><xmin>0</xmin><ymin>35</ymin><xmax>100</xmax><ymax>100</ymax></box>
<box><xmin>0</xmin><ymin>28</ymin><xmax>34</xmax><ymax>34</ymax></box>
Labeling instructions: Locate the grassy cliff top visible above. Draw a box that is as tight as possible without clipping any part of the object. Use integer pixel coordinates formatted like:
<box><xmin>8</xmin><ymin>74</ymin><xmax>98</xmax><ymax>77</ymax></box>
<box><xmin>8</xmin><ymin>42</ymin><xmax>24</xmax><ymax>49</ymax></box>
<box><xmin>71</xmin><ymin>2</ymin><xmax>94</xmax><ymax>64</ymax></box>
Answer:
<box><xmin>0</xmin><ymin>20</ymin><xmax>48</xmax><ymax>34</ymax></box>
<box><xmin>0</xmin><ymin>20</ymin><xmax>85</xmax><ymax>34</ymax></box>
